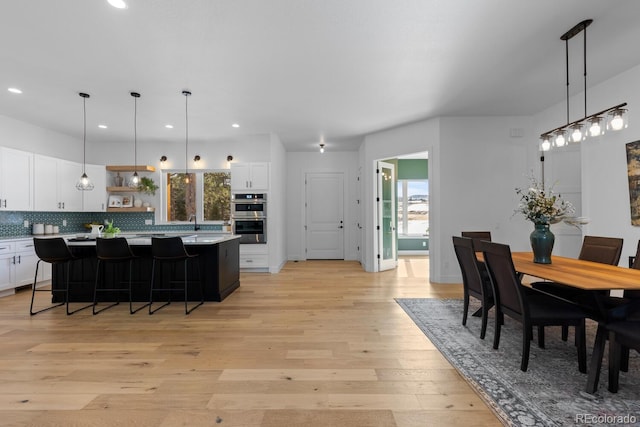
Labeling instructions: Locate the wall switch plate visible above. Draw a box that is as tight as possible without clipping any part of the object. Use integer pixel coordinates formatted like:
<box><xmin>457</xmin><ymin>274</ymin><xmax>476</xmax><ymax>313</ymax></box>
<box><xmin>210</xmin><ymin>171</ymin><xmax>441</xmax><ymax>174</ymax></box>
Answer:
<box><xmin>145</xmin><ymin>219</ymin><xmax>153</xmax><ymax>225</ymax></box>
<box><xmin>23</xmin><ymin>220</ymin><xmax>29</xmax><ymax>227</ymax></box>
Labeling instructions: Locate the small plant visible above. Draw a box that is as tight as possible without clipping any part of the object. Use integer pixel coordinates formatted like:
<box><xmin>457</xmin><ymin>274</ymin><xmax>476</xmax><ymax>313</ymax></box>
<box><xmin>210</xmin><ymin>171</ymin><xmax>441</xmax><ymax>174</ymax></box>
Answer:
<box><xmin>137</xmin><ymin>176</ymin><xmax>158</xmax><ymax>195</ymax></box>
<box><xmin>103</xmin><ymin>219</ymin><xmax>120</xmax><ymax>237</ymax></box>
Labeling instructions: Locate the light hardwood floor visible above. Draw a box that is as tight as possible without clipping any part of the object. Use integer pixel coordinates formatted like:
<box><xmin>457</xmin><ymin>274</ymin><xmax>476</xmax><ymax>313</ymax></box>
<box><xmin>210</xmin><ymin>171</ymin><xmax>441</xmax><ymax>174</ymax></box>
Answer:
<box><xmin>0</xmin><ymin>258</ymin><xmax>501</xmax><ymax>426</ymax></box>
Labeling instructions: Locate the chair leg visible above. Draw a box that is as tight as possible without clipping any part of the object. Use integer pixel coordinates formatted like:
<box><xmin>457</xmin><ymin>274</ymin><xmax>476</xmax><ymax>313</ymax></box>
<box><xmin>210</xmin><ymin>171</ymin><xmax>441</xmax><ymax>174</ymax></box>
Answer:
<box><xmin>30</xmin><ymin>260</ymin><xmax>66</xmax><ymax>315</ymax></box>
<box><xmin>129</xmin><ymin>259</ymin><xmax>150</xmax><ymax>314</ymax></box>
<box><xmin>66</xmin><ymin>260</ymin><xmax>92</xmax><ymax>315</ymax></box>
<box><xmin>521</xmin><ymin>323</ymin><xmax>531</xmax><ymax>372</ymax></box>
<box><xmin>149</xmin><ymin>259</ymin><xmax>170</xmax><ymax>314</ymax></box>
<box><xmin>575</xmin><ymin>320</ymin><xmax>586</xmax><ymax>374</ymax></box>
<box><xmin>620</xmin><ymin>347</ymin><xmax>630</xmax><ymax>372</ymax></box>
<box><xmin>561</xmin><ymin>325</ymin><xmax>569</xmax><ymax>341</ymax></box>
<box><xmin>537</xmin><ymin>326</ymin><xmax>545</xmax><ymax>348</ymax></box>
<box><xmin>586</xmin><ymin>323</ymin><xmax>607</xmax><ymax>393</ymax></box>
<box><xmin>608</xmin><ymin>331</ymin><xmax>621</xmax><ymax>393</ymax></box>
<box><xmin>462</xmin><ymin>293</ymin><xmax>469</xmax><ymax>326</ymax></box>
<box><xmin>493</xmin><ymin>311</ymin><xmax>502</xmax><ymax>350</ymax></box>
<box><xmin>479</xmin><ymin>304</ymin><xmax>488</xmax><ymax>340</ymax></box>
<box><xmin>93</xmin><ymin>259</ymin><xmax>121</xmax><ymax>315</ymax></box>
<box><xmin>184</xmin><ymin>258</ymin><xmax>204</xmax><ymax>315</ymax></box>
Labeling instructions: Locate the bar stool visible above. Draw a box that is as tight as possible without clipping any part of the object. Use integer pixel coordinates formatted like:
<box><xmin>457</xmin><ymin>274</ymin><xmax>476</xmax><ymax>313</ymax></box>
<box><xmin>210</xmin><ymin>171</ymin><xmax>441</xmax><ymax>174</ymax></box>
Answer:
<box><xmin>94</xmin><ymin>237</ymin><xmax>148</xmax><ymax>314</ymax></box>
<box><xmin>30</xmin><ymin>237</ymin><xmax>92</xmax><ymax>315</ymax></box>
<box><xmin>149</xmin><ymin>236</ymin><xmax>204</xmax><ymax>314</ymax></box>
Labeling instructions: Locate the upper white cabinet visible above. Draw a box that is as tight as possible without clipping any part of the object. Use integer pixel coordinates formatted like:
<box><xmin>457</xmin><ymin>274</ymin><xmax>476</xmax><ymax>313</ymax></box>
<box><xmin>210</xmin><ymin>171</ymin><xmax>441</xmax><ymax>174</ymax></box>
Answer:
<box><xmin>231</xmin><ymin>162</ymin><xmax>269</xmax><ymax>191</ymax></box>
<box><xmin>82</xmin><ymin>164</ymin><xmax>107</xmax><ymax>212</ymax></box>
<box><xmin>0</xmin><ymin>147</ymin><xmax>33</xmax><ymax>211</ymax></box>
<box><xmin>34</xmin><ymin>154</ymin><xmax>83</xmax><ymax>211</ymax></box>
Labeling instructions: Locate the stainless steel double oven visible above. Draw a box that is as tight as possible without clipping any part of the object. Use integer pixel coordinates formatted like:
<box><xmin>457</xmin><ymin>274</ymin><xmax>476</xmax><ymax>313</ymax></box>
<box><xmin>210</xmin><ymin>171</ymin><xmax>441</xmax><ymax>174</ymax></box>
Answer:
<box><xmin>231</xmin><ymin>193</ymin><xmax>267</xmax><ymax>244</ymax></box>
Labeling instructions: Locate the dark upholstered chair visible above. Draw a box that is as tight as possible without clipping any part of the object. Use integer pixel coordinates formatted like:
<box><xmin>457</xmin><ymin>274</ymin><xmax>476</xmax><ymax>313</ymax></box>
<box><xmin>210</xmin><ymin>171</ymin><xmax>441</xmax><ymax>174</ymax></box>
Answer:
<box><xmin>30</xmin><ymin>237</ymin><xmax>92</xmax><ymax>315</ymax></box>
<box><xmin>478</xmin><ymin>240</ymin><xmax>587</xmax><ymax>373</ymax></box>
<box><xmin>608</xmin><ymin>318</ymin><xmax>640</xmax><ymax>392</ymax></box>
<box><xmin>93</xmin><ymin>237</ymin><xmax>147</xmax><ymax>314</ymax></box>
<box><xmin>532</xmin><ymin>235</ymin><xmax>623</xmax><ymax>340</ymax></box>
<box><xmin>149</xmin><ymin>237</ymin><xmax>204</xmax><ymax>315</ymax></box>
<box><xmin>461</xmin><ymin>231</ymin><xmax>492</xmax><ymax>247</ymax></box>
<box><xmin>452</xmin><ymin>236</ymin><xmax>494</xmax><ymax>339</ymax></box>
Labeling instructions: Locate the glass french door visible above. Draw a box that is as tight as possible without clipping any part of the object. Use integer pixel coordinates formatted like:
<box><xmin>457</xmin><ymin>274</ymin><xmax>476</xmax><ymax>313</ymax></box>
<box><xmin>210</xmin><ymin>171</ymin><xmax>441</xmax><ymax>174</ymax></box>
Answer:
<box><xmin>377</xmin><ymin>161</ymin><xmax>397</xmax><ymax>271</ymax></box>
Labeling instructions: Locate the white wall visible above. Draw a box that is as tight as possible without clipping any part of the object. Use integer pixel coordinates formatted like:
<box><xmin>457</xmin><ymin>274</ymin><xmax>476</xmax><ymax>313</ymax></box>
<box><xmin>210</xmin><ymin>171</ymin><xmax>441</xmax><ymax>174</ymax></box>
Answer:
<box><xmin>0</xmin><ymin>114</ymin><xmax>82</xmax><ymax>159</ymax></box>
<box><xmin>360</xmin><ymin>116</ymin><xmax>538</xmax><ymax>282</ymax></box>
<box><xmin>286</xmin><ymin>150</ymin><xmax>360</xmax><ymax>261</ymax></box>
<box><xmin>269</xmin><ymin>133</ymin><xmax>287</xmax><ymax>272</ymax></box>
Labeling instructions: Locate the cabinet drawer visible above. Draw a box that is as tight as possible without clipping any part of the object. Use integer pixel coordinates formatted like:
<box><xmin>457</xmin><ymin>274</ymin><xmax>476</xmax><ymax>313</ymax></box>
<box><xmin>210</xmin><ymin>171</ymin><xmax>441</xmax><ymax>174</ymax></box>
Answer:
<box><xmin>239</xmin><ymin>254</ymin><xmax>268</xmax><ymax>268</ymax></box>
<box><xmin>15</xmin><ymin>240</ymin><xmax>36</xmax><ymax>253</ymax></box>
<box><xmin>0</xmin><ymin>242</ymin><xmax>15</xmax><ymax>256</ymax></box>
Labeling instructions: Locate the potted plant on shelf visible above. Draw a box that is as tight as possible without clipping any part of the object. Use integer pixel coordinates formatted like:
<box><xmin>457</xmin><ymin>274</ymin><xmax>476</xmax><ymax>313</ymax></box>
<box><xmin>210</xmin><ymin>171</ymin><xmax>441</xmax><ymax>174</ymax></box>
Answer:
<box><xmin>137</xmin><ymin>176</ymin><xmax>158</xmax><ymax>195</ymax></box>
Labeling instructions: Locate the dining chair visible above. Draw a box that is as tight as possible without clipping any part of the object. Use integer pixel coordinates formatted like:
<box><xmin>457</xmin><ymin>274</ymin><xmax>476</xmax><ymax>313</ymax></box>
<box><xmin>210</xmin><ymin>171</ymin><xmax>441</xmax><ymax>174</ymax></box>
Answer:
<box><xmin>30</xmin><ymin>237</ymin><xmax>93</xmax><ymax>315</ymax></box>
<box><xmin>607</xmin><ymin>316</ymin><xmax>640</xmax><ymax>392</ymax></box>
<box><xmin>461</xmin><ymin>231</ymin><xmax>492</xmax><ymax>247</ymax></box>
<box><xmin>478</xmin><ymin>240</ymin><xmax>587</xmax><ymax>373</ymax></box>
<box><xmin>149</xmin><ymin>237</ymin><xmax>204</xmax><ymax>315</ymax></box>
<box><xmin>532</xmin><ymin>235</ymin><xmax>623</xmax><ymax>340</ymax></box>
<box><xmin>452</xmin><ymin>236</ymin><xmax>494</xmax><ymax>339</ymax></box>
<box><xmin>93</xmin><ymin>237</ymin><xmax>148</xmax><ymax>314</ymax></box>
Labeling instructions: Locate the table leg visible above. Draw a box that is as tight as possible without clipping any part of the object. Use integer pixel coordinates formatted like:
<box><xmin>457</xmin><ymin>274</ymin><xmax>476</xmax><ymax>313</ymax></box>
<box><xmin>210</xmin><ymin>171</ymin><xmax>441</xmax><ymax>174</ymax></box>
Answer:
<box><xmin>586</xmin><ymin>323</ymin><xmax>607</xmax><ymax>394</ymax></box>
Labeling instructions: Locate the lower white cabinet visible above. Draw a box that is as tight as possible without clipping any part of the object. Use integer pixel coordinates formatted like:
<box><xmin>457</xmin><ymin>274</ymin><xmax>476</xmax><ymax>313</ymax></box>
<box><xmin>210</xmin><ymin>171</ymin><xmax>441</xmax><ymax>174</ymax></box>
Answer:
<box><xmin>0</xmin><ymin>238</ymin><xmax>50</xmax><ymax>295</ymax></box>
<box><xmin>239</xmin><ymin>244</ymin><xmax>269</xmax><ymax>269</ymax></box>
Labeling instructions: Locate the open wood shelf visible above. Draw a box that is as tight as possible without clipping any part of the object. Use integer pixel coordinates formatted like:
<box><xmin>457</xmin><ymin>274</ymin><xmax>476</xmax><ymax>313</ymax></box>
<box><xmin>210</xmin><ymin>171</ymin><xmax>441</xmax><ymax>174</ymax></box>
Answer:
<box><xmin>106</xmin><ymin>165</ymin><xmax>156</xmax><ymax>172</ymax></box>
<box><xmin>106</xmin><ymin>207</ymin><xmax>155</xmax><ymax>213</ymax></box>
<box><xmin>107</xmin><ymin>186</ymin><xmax>140</xmax><ymax>192</ymax></box>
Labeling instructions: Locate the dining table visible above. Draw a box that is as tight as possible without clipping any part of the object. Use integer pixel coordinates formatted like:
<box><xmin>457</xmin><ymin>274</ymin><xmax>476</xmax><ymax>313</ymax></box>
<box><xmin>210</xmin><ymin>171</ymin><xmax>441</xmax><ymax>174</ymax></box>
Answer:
<box><xmin>510</xmin><ymin>252</ymin><xmax>640</xmax><ymax>393</ymax></box>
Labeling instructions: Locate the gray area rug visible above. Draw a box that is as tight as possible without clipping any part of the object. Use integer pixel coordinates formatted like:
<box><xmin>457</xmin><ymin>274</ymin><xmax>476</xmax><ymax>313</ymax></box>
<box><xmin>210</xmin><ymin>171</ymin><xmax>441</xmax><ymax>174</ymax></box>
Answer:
<box><xmin>396</xmin><ymin>298</ymin><xmax>640</xmax><ymax>427</ymax></box>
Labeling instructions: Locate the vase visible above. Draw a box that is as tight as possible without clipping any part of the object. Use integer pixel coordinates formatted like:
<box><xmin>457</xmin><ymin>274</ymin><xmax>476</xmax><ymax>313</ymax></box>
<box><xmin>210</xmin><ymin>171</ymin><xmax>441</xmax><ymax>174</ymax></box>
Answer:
<box><xmin>530</xmin><ymin>223</ymin><xmax>554</xmax><ymax>264</ymax></box>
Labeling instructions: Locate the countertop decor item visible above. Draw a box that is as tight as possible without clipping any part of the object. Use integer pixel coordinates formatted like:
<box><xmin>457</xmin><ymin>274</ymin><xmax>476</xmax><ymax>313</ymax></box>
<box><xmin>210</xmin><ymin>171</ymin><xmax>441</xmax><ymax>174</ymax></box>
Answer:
<box><xmin>103</xmin><ymin>220</ymin><xmax>120</xmax><ymax>238</ymax></box>
<box><xmin>515</xmin><ymin>176</ymin><xmax>574</xmax><ymax>264</ymax></box>
<box><xmin>137</xmin><ymin>176</ymin><xmax>158</xmax><ymax>195</ymax></box>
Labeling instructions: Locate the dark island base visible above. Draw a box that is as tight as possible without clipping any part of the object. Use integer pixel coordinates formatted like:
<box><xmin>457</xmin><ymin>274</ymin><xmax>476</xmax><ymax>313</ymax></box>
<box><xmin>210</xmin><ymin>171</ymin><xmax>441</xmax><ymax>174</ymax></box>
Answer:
<box><xmin>53</xmin><ymin>238</ymin><xmax>240</xmax><ymax>303</ymax></box>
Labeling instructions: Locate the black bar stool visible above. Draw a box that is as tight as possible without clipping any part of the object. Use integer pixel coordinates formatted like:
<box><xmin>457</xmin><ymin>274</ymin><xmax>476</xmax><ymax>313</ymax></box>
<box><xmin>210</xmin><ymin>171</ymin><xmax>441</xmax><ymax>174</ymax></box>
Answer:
<box><xmin>149</xmin><ymin>236</ymin><xmax>204</xmax><ymax>314</ymax></box>
<box><xmin>30</xmin><ymin>237</ymin><xmax>92</xmax><ymax>315</ymax></box>
<box><xmin>94</xmin><ymin>237</ymin><xmax>148</xmax><ymax>314</ymax></box>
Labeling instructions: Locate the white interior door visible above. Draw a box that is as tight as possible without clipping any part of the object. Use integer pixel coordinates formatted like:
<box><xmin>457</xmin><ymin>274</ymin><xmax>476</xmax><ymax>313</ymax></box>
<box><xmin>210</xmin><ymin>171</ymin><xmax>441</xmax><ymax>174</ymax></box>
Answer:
<box><xmin>377</xmin><ymin>161</ymin><xmax>397</xmax><ymax>271</ymax></box>
<box><xmin>305</xmin><ymin>172</ymin><xmax>344</xmax><ymax>259</ymax></box>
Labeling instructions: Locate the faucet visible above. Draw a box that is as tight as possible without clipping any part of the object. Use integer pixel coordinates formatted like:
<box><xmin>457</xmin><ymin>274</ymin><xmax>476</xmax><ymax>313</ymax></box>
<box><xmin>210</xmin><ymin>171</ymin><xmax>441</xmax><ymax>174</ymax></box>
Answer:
<box><xmin>189</xmin><ymin>214</ymin><xmax>200</xmax><ymax>231</ymax></box>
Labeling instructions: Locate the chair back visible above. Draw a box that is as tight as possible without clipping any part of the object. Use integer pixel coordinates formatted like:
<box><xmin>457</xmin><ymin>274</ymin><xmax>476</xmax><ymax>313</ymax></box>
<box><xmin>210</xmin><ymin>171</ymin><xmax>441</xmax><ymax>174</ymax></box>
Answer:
<box><xmin>151</xmin><ymin>236</ymin><xmax>190</xmax><ymax>260</ymax></box>
<box><xmin>626</xmin><ymin>240</ymin><xmax>640</xmax><ymax>299</ymax></box>
<box><xmin>452</xmin><ymin>236</ymin><xmax>485</xmax><ymax>297</ymax></box>
<box><xmin>96</xmin><ymin>237</ymin><xmax>134</xmax><ymax>260</ymax></box>
<box><xmin>579</xmin><ymin>235</ymin><xmax>623</xmax><ymax>265</ymax></box>
<box><xmin>478</xmin><ymin>240</ymin><xmax>525</xmax><ymax>319</ymax></box>
<box><xmin>461</xmin><ymin>231</ymin><xmax>492</xmax><ymax>248</ymax></box>
<box><xmin>33</xmin><ymin>237</ymin><xmax>73</xmax><ymax>263</ymax></box>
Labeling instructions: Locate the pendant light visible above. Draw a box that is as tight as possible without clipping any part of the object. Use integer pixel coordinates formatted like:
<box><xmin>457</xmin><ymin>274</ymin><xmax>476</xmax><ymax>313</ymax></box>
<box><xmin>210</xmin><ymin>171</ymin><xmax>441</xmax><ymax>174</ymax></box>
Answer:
<box><xmin>183</xmin><ymin>90</ymin><xmax>192</xmax><ymax>184</ymax></box>
<box><xmin>76</xmin><ymin>92</ymin><xmax>94</xmax><ymax>191</ymax></box>
<box><xmin>129</xmin><ymin>92</ymin><xmax>141</xmax><ymax>187</ymax></box>
<box><xmin>539</xmin><ymin>19</ymin><xmax>628</xmax><ymax>150</ymax></box>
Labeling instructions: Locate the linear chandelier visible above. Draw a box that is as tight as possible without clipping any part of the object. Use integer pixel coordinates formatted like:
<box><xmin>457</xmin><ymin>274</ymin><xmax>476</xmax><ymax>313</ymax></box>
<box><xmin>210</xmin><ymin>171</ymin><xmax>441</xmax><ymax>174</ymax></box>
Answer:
<box><xmin>540</xmin><ymin>19</ymin><xmax>628</xmax><ymax>151</ymax></box>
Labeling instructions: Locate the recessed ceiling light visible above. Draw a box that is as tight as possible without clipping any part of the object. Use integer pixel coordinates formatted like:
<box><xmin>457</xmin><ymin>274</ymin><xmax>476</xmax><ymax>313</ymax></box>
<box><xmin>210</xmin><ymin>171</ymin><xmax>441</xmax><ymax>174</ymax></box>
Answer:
<box><xmin>8</xmin><ymin>87</ymin><xmax>22</xmax><ymax>94</ymax></box>
<box><xmin>98</xmin><ymin>124</ymin><xmax>108</xmax><ymax>129</ymax></box>
<box><xmin>107</xmin><ymin>0</ymin><xmax>127</xmax><ymax>9</ymax></box>
<box><xmin>165</xmin><ymin>124</ymin><xmax>174</xmax><ymax>129</ymax></box>
<box><xmin>232</xmin><ymin>123</ymin><xmax>240</xmax><ymax>128</ymax></box>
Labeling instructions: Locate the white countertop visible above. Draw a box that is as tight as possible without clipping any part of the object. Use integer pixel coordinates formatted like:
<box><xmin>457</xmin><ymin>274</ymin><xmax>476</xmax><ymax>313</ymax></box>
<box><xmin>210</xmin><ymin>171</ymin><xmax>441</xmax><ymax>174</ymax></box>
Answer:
<box><xmin>21</xmin><ymin>231</ymin><xmax>239</xmax><ymax>246</ymax></box>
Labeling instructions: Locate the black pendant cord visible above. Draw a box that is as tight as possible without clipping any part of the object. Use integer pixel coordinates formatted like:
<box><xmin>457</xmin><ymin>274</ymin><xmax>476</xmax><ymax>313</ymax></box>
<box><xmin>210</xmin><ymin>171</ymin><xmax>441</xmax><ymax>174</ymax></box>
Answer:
<box><xmin>82</xmin><ymin>96</ymin><xmax>87</xmax><ymax>174</ymax></box>
<box><xmin>583</xmin><ymin>24</ymin><xmax>588</xmax><ymax>117</ymax></box>
<box><xmin>134</xmin><ymin>95</ymin><xmax>137</xmax><ymax>170</ymax></box>
<box><xmin>185</xmin><ymin>94</ymin><xmax>188</xmax><ymax>175</ymax></box>
<box><xmin>565</xmin><ymin>38</ymin><xmax>570</xmax><ymax>126</ymax></box>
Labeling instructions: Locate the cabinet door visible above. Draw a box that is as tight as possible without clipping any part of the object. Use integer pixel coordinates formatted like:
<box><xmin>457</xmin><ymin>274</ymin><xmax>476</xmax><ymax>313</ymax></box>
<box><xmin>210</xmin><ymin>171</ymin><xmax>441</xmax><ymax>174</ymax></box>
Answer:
<box><xmin>83</xmin><ymin>164</ymin><xmax>107</xmax><ymax>211</ymax></box>
<box><xmin>0</xmin><ymin>147</ymin><xmax>33</xmax><ymax>211</ymax></box>
<box><xmin>34</xmin><ymin>154</ymin><xmax>59</xmax><ymax>211</ymax></box>
<box><xmin>230</xmin><ymin>163</ymin><xmax>251</xmax><ymax>190</ymax></box>
<box><xmin>14</xmin><ymin>240</ymin><xmax>40</xmax><ymax>286</ymax></box>
<box><xmin>57</xmin><ymin>159</ymin><xmax>83</xmax><ymax>211</ymax></box>
<box><xmin>248</xmin><ymin>163</ymin><xmax>269</xmax><ymax>190</ymax></box>
<box><xmin>0</xmin><ymin>242</ymin><xmax>15</xmax><ymax>291</ymax></box>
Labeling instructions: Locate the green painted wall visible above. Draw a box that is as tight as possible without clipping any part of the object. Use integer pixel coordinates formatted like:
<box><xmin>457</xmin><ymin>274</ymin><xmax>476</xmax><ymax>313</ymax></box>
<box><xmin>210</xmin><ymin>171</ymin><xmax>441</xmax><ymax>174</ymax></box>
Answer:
<box><xmin>397</xmin><ymin>159</ymin><xmax>428</xmax><ymax>180</ymax></box>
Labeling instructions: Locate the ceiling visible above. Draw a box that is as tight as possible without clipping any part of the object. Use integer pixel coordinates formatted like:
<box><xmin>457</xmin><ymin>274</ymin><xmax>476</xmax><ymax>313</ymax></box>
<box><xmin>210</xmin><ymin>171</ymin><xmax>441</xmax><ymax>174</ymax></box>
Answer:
<box><xmin>2</xmin><ymin>1</ymin><xmax>640</xmax><ymax>152</ymax></box>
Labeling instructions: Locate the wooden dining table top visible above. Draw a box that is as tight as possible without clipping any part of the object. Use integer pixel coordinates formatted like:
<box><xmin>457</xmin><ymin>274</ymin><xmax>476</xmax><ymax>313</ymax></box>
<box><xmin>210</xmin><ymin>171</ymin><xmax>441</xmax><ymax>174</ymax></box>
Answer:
<box><xmin>510</xmin><ymin>252</ymin><xmax>640</xmax><ymax>291</ymax></box>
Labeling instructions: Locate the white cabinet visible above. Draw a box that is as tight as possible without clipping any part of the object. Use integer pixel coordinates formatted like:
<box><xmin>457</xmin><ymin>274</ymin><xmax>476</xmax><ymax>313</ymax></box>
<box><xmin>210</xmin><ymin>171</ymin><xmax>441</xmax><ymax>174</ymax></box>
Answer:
<box><xmin>0</xmin><ymin>243</ymin><xmax>14</xmax><ymax>292</ymax></box>
<box><xmin>0</xmin><ymin>239</ymin><xmax>49</xmax><ymax>295</ymax></box>
<box><xmin>83</xmin><ymin>164</ymin><xmax>107</xmax><ymax>211</ymax></box>
<box><xmin>231</xmin><ymin>163</ymin><xmax>269</xmax><ymax>191</ymax></box>
<box><xmin>239</xmin><ymin>244</ymin><xmax>269</xmax><ymax>269</ymax></box>
<box><xmin>34</xmin><ymin>155</ymin><xmax>83</xmax><ymax>211</ymax></box>
<box><xmin>0</xmin><ymin>147</ymin><xmax>33</xmax><ymax>211</ymax></box>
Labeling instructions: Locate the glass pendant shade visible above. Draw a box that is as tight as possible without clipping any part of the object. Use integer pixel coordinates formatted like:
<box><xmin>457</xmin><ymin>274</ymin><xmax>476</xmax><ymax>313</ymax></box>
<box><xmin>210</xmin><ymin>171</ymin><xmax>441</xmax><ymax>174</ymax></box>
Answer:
<box><xmin>554</xmin><ymin>130</ymin><xmax>567</xmax><ymax>148</ymax></box>
<box><xmin>570</xmin><ymin>123</ymin><xmax>584</xmax><ymax>143</ymax></box>
<box><xmin>129</xmin><ymin>92</ymin><xmax>141</xmax><ymax>188</ymax></box>
<box><xmin>607</xmin><ymin>108</ymin><xmax>628</xmax><ymax>131</ymax></box>
<box><xmin>76</xmin><ymin>92</ymin><xmax>94</xmax><ymax>191</ymax></box>
<box><xmin>540</xmin><ymin>135</ymin><xmax>551</xmax><ymax>151</ymax></box>
<box><xmin>588</xmin><ymin>117</ymin><xmax>604</xmax><ymax>137</ymax></box>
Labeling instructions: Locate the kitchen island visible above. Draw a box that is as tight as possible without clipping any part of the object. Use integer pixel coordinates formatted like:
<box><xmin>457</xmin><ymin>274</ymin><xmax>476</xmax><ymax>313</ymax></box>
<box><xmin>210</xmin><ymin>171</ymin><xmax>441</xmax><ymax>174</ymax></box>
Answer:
<box><xmin>53</xmin><ymin>233</ymin><xmax>240</xmax><ymax>303</ymax></box>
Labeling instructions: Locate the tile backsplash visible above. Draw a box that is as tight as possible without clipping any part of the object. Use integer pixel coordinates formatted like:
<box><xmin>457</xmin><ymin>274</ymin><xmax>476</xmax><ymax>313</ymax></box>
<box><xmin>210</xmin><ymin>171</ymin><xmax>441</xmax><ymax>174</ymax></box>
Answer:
<box><xmin>0</xmin><ymin>211</ymin><xmax>223</xmax><ymax>238</ymax></box>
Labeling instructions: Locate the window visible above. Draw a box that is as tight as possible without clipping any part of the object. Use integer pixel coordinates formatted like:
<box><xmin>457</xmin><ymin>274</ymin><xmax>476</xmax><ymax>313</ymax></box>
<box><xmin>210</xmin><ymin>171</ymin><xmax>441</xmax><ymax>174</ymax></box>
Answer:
<box><xmin>397</xmin><ymin>180</ymin><xmax>428</xmax><ymax>236</ymax></box>
<box><xmin>163</xmin><ymin>171</ymin><xmax>230</xmax><ymax>223</ymax></box>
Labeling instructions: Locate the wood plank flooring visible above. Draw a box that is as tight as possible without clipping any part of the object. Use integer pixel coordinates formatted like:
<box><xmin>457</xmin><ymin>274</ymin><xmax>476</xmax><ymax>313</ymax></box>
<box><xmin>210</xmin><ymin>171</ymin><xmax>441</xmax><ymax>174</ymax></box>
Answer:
<box><xmin>0</xmin><ymin>257</ymin><xmax>501</xmax><ymax>426</ymax></box>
